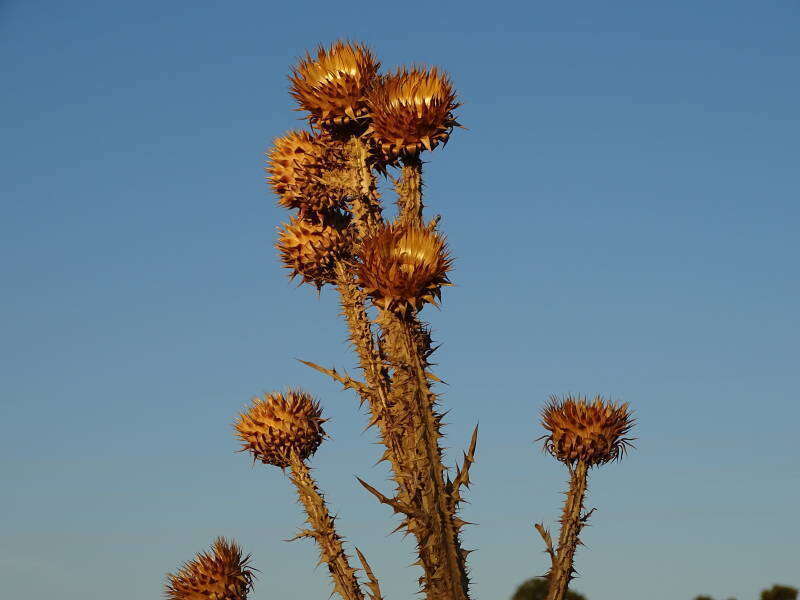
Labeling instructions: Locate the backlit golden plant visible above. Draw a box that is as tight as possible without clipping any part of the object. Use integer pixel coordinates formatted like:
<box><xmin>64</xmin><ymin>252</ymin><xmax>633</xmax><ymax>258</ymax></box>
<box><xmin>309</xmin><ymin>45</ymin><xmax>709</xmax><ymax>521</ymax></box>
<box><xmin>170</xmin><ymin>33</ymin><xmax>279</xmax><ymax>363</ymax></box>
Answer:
<box><xmin>165</xmin><ymin>537</ymin><xmax>255</xmax><ymax>600</ymax></box>
<box><xmin>541</xmin><ymin>394</ymin><xmax>634</xmax><ymax>466</ymax></box>
<box><xmin>276</xmin><ymin>213</ymin><xmax>352</xmax><ymax>289</ymax></box>
<box><xmin>234</xmin><ymin>388</ymin><xmax>325</xmax><ymax>467</ymax></box>
<box><xmin>290</xmin><ymin>41</ymin><xmax>380</xmax><ymax>127</ymax></box>
<box><xmin>357</xmin><ymin>223</ymin><xmax>452</xmax><ymax>312</ymax></box>
<box><xmin>366</xmin><ymin>66</ymin><xmax>460</xmax><ymax>161</ymax></box>
<box><xmin>167</xmin><ymin>39</ymin><xmax>636</xmax><ymax>600</ymax></box>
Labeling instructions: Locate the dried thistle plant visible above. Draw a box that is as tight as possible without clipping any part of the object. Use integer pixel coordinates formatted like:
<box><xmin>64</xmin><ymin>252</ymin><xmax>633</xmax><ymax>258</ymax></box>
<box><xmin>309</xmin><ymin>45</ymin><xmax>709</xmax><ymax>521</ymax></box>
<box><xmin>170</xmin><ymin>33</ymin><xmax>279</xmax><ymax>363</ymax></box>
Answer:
<box><xmin>165</xmin><ymin>39</ymin><xmax>638</xmax><ymax>600</ymax></box>
<box><xmin>234</xmin><ymin>388</ymin><xmax>373</xmax><ymax>600</ymax></box>
<box><xmin>535</xmin><ymin>395</ymin><xmax>635</xmax><ymax>600</ymax></box>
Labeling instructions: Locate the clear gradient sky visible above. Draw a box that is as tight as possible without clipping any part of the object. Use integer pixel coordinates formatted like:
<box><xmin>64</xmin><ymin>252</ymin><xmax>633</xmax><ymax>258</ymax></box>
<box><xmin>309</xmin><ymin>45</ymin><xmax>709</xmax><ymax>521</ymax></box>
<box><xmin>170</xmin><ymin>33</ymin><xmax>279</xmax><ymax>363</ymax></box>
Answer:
<box><xmin>1</xmin><ymin>2</ymin><xmax>798</xmax><ymax>600</ymax></box>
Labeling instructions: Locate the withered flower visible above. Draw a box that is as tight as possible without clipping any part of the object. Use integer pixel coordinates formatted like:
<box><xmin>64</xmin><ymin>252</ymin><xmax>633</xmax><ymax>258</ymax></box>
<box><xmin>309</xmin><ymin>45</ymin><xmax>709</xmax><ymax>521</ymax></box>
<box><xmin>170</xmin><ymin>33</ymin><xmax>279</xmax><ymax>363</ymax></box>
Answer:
<box><xmin>358</xmin><ymin>224</ymin><xmax>452</xmax><ymax>312</ymax></box>
<box><xmin>165</xmin><ymin>537</ymin><xmax>255</xmax><ymax>600</ymax></box>
<box><xmin>276</xmin><ymin>213</ymin><xmax>351</xmax><ymax>289</ymax></box>
<box><xmin>265</xmin><ymin>130</ymin><xmax>349</xmax><ymax>217</ymax></box>
<box><xmin>290</xmin><ymin>40</ymin><xmax>380</xmax><ymax>127</ymax></box>
<box><xmin>540</xmin><ymin>395</ymin><xmax>634</xmax><ymax>466</ymax></box>
<box><xmin>234</xmin><ymin>388</ymin><xmax>326</xmax><ymax>468</ymax></box>
<box><xmin>366</xmin><ymin>66</ymin><xmax>460</xmax><ymax>161</ymax></box>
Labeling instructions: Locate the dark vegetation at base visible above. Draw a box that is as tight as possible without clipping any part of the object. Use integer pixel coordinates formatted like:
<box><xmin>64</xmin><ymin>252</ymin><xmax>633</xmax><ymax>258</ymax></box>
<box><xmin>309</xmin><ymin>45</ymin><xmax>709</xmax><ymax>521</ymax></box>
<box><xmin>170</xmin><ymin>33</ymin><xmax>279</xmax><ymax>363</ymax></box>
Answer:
<box><xmin>693</xmin><ymin>584</ymin><xmax>798</xmax><ymax>600</ymax></box>
<box><xmin>510</xmin><ymin>579</ymin><xmax>798</xmax><ymax>600</ymax></box>
<box><xmin>511</xmin><ymin>578</ymin><xmax>586</xmax><ymax>600</ymax></box>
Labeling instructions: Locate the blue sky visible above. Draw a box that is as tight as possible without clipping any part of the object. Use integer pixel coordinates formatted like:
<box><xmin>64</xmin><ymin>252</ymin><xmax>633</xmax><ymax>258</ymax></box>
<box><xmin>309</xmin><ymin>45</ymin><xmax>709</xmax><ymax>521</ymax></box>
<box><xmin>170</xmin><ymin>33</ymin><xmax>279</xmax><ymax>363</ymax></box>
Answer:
<box><xmin>1</xmin><ymin>2</ymin><xmax>798</xmax><ymax>599</ymax></box>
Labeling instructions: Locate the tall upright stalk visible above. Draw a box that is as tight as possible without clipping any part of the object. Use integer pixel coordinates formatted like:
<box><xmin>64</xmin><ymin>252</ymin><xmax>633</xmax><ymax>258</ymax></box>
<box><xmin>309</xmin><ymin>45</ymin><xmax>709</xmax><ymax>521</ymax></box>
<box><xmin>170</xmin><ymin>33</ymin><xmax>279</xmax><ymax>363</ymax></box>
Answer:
<box><xmin>545</xmin><ymin>461</ymin><xmax>589</xmax><ymax>600</ymax></box>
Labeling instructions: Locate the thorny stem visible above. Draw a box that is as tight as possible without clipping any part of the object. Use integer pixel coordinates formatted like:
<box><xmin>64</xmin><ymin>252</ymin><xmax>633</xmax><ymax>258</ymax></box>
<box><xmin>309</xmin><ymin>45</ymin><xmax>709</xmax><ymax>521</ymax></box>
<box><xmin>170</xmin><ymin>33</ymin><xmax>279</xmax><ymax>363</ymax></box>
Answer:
<box><xmin>288</xmin><ymin>454</ymin><xmax>366</xmax><ymax>600</ymax></box>
<box><xmin>546</xmin><ymin>460</ymin><xmax>590</xmax><ymax>600</ymax></box>
<box><xmin>331</xmin><ymin>134</ymin><xmax>470</xmax><ymax>600</ymax></box>
<box><xmin>345</xmin><ymin>136</ymin><xmax>383</xmax><ymax>237</ymax></box>
<box><xmin>333</xmin><ymin>261</ymin><xmax>411</xmax><ymax>486</ymax></box>
<box><xmin>375</xmin><ymin>310</ymin><xmax>471</xmax><ymax>600</ymax></box>
<box><xmin>396</xmin><ymin>155</ymin><xmax>424</xmax><ymax>227</ymax></box>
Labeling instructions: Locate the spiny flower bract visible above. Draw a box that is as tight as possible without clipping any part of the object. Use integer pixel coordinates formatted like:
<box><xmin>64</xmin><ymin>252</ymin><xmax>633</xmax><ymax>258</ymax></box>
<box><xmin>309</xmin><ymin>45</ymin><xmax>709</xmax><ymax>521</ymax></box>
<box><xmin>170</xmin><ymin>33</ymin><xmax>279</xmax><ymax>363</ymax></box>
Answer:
<box><xmin>165</xmin><ymin>537</ymin><xmax>255</xmax><ymax>600</ymax></box>
<box><xmin>234</xmin><ymin>388</ymin><xmax>326</xmax><ymax>467</ymax></box>
<box><xmin>290</xmin><ymin>40</ymin><xmax>380</xmax><ymax>127</ymax></box>
<box><xmin>276</xmin><ymin>213</ymin><xmax>352</xmax><ymax>289</ymax></box>
<box><xmin>540</xmin><ymin>395</ymin><xmax>634</xmax><ymax>467</ymax></box>
<box><xmin>357</xmin><ymin>224</ymin><xmax>452</xmax><ymax>312</ymax></box>
<box><xmin>366</xmin><ymin>66</ymin><xmax>460</xmax><ymax>162</ymax></box>
<box><xmin>265</xmin><ymin>130</ymin><xmax>348</xmax><ymax>218</ymax></box>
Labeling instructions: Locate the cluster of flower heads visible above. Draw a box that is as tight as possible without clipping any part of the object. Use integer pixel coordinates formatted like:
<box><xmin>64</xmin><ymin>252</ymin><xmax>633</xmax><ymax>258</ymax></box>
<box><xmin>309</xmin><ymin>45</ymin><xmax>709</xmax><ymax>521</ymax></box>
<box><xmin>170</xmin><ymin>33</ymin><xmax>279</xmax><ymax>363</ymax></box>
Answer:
<box><xmin>268</xmin><ymin>40</ymin><xmax>457</xmax><ymax>309</ymax></box>
<box><xmin>234</xmin><ymin>388</ymin><xmax>326</xmax><ymax>468</ymax></box>
<box><xmin>287</xmin><ymin>40</ymin><xmax>460</xmax><ymax>161</ymax></box>
<box><xmin>540</xmin><ymin>395</ymin><xmax>635</xmax><ymax>467</ymax></box>
<box><xmin>165</xmin><ymin>537</ymin><xmax>255</xmax><ymax>600</ymax></box>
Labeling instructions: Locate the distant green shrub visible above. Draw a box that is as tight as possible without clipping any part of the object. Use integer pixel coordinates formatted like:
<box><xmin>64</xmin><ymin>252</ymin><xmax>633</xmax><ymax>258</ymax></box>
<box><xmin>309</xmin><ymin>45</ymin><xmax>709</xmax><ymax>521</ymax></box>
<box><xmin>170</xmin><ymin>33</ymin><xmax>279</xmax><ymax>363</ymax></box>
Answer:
<box><xmin>511</xmin><ymin>578</ymin><xmax>587</xmax><ymax>600</ymax></box>
<box><xmin>761</xmin><ymin>585</ymin><xmax>798</xmax><ymax>600</ymax></box>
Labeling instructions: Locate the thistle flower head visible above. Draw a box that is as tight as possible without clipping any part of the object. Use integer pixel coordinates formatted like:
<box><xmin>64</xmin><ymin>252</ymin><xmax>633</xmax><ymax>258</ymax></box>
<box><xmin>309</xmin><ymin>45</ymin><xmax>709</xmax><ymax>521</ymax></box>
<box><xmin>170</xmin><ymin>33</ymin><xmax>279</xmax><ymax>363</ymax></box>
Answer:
<box><xmin>276</xmin><ymin>213</ymin><xmax>351</xmax><ymax>289</ymax></box>
<box><xmin>540</xmin><ymin>395</ymin><xmax>634</xmax><ymax>467</ymax></box>
<box><xmin>290</xmin><ymin>41</ymin><xmax>380</xmax><ymax>127</ymax></box>
<box><xmin>234</xmin><ymin>388</ymin><xmax>326</xmax><ymax>468</ymax></box>
<box><xmin>265</xmin><ymin>130</ymin><xmax>349</xmax><ymax>217</ymax></box>
<box><xmin>165</xmin><ymin>537</ymin><xmax>255</xmax><ymax>600</ymax></box>
<box><xmin>357</xmin><ymin>224</ymin><xmax>452</xmax><ymax>312</ymax></box>
<box><xmin>366</xmin><ymin>66</ymin><xmax>460</xmax><ymax>162</ymax></box>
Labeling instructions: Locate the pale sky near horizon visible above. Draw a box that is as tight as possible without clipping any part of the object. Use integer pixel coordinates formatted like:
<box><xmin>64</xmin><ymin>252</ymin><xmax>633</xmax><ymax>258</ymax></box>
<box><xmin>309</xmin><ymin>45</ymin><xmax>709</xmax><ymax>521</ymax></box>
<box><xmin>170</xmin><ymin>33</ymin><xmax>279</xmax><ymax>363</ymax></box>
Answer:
<box><xmin>2</xmin><ymin>2</ymin><xmax>799</xmax><ymax>600</ymax></box>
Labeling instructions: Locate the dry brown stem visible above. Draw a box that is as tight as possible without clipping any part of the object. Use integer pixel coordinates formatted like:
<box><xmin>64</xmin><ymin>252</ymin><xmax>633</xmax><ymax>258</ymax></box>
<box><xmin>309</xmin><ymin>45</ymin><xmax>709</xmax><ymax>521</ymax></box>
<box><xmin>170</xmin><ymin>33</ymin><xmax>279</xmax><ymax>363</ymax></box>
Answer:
<box><xmin>396</xmin><ymin>155</ymin><xmax>424</xmax><ymax>227</ymax></box>
<box><xmin>288</xmin><ymin>453</ymin><xmax>367</xmax><ymax>600</ymax></box>
<box><xmin>544</xmin><ymin>460</ymin><xmax>590</xmax><ymax>600</ymax></box>
<box><xmin>372</xmin><ymin>308</ymin><xmax>471</xmax><ymax>600</ymax></box>
<box><xmin>345</xmin><ymin>137</ymin><xmax>383</xmax><ymax>236</ymax></box>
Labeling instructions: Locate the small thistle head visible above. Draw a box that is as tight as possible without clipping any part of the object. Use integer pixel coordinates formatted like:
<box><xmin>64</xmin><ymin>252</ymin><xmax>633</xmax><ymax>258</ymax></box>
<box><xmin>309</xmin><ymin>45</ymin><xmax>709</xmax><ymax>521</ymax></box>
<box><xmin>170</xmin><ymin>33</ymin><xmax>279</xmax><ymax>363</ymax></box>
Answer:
<box><xmin>265</xmin><ymin>130</ymin><xmax>348</xmax><ymax>218</ymax></box>
<box><xmin>234</xmin><ymin>388</ymin><xmax>326</xmax><ymax>467</ymax></box>
<box><xmin>540</xmin><ymin>395</ymin><xmax>634</xmax><ymax>467</ymax></box>
<box><xmin>290</xmin><ymin>40</ymin><xmax>380</xmax><ymax>127</ymax></box>
<box><xmin>366</xmin><ymin>66</ymin><xmax>460</xmax><ymax>162</ymax></box>
<box><xmin>165</xmin><ymin>537</ymin><xmax>255</xmax><ymax>600</ymax></box>
<box><xmin>357</xmin><ymin>224</ymin><xmax>452</xmax><ymax>313</ymax></box>
<box><xmin>276</xmin><ymin>213</ymin><xmax>351</xmax><ymax>289</ymax></box>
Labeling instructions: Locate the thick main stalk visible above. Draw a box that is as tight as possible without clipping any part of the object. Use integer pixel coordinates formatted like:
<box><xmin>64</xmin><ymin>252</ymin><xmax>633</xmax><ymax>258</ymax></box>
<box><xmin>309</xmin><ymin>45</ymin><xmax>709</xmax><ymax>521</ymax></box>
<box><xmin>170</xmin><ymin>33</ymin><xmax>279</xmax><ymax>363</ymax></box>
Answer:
<box><xmin>377</xmin><ymin>309</ymin><xmax>471</xmax><ymax>600</ymax></box>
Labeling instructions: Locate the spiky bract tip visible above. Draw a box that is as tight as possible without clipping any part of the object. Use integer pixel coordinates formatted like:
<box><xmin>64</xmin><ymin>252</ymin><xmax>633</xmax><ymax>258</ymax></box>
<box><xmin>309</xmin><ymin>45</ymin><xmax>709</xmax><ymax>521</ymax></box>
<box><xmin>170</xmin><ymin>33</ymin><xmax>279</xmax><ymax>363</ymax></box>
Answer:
<box><xmin>290</xmin><ymin>40</ymin><xmax>380</xmax><ymax>127</ymax></box>
<box><xmin>366</xmin><ymin>66</ymin><xmax>459</xmax><ymax>162</ymax></box>
<box><xmin>540</xmin><ymin>395</ymin><xmax>634</xmax><ymax>467</ymax></box>
<box><xmin>165</xmin><ymin>537</ymin><xmax>255</xmax><ymax>600</ymax></box>
<box><xmin>234</xmin><ymin>388</ymin><xmax>326</xmax><ymax>467</ymax></box>
<box><xmin>357</xmin><ymin>224</ymin><xmax>452</xmax><ymax>313</ymax></box>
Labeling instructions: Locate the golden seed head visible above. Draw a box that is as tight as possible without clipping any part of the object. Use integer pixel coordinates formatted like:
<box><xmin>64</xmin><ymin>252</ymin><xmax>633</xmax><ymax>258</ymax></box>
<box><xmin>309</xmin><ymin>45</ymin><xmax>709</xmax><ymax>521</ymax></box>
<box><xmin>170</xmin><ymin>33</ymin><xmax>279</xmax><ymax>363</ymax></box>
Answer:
<box><xmin>357</xmin><ymin>224</ymin><xmax>452</xmax><ymax>312</ymax></box>
<box><xmin>290</xmin><ymin>41</ymin><xmax>380</xmax><ymax>127</ymax></box>
<box><xmin>366</xmin><ymin>66</ymin><xmax>460</xmax><ymax>161</ymax></box>
<box><xmin>234</xmin><ymin>388</ymin><xmax>326</xmax><ymax>467</ymax></box>
<box><xmin>265</xmin><ymin>130</ymin><xmax>348</xmax><ymax>218</ymax></box>
<box><xmin>540</xmin><ymin>395</ymin><xmax>635</xmax><ymax>467</ymax></box>
<box><xmin>276</xmin><ymin>213</ymin><xmax>351</xmax><ymax>289</ymax></box>
<box><xmin>165</xmin><ymin>537</ymin><xmax>255</xmax><ymax>600</ymax></box>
